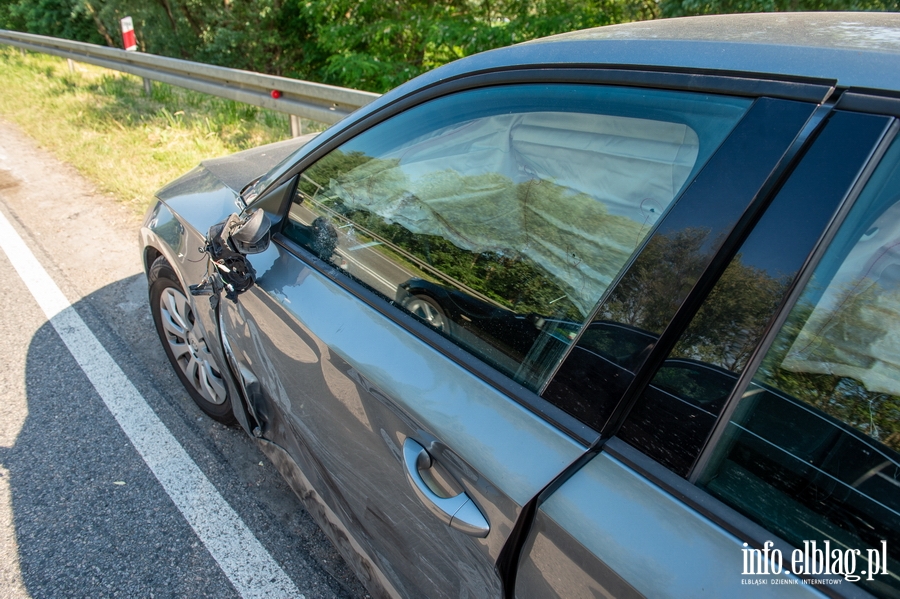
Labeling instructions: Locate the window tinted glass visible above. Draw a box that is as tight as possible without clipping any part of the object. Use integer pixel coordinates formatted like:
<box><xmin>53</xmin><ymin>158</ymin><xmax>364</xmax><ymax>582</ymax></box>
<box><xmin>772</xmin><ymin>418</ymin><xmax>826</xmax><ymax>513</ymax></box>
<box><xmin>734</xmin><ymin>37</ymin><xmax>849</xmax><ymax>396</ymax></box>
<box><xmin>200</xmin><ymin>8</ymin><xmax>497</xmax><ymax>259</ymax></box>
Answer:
<box><xmin>700</xmin><ymin>136</ymin><xmax>900</xmax><ymax>598</ymax></box>
<box><xmin>283</xmin><ymin>85</ymin><xmax>749</xmax><ymax>391</ymax></box>
<box><xmin>612</xmin><ymin>111</ymin><xmax>892</xmax><ymax>475</ymax></box>
<box><xmin>540</xmin><ymin>99</ymin><xmax>820</xmax><ymax>431</ymax></box>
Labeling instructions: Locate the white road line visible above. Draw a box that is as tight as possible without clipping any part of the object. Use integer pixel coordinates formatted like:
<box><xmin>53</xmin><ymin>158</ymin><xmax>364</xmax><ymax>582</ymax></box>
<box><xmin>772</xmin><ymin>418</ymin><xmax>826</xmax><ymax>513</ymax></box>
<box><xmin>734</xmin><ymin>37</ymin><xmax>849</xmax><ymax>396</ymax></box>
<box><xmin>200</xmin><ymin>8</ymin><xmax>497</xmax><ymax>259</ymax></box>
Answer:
<box><xmin>335</xmin><ymin>248</ymin><xmax>396</xmax><ymax>294</ymax></box>
<box><xmin>0</xmin><ymin>209</ymin><xmax>304</xmax><ymax>599</ymax></box>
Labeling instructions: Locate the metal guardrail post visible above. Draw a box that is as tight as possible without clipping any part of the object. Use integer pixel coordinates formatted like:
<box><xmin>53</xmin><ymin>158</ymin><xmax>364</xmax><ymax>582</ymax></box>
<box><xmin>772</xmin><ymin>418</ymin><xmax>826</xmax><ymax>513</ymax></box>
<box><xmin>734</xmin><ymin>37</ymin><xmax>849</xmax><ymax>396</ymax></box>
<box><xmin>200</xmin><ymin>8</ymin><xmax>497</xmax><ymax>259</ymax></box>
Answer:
<box><xmin>0</xmin><ymin>29</ymin><xmax>380</xmax><ymax>129</ymax></box>
<box><xmin>290</xmin><ymin>115</ymin><xmax>303</xmax><ymax>137</ymax></box>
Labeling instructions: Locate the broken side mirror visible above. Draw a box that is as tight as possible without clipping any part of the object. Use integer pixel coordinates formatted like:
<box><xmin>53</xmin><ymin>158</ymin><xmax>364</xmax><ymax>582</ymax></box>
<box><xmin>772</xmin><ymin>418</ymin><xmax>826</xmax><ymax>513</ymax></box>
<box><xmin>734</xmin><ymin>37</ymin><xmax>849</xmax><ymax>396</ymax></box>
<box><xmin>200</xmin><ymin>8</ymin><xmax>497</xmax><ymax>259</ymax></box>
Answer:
<box><xmin>191</xmin><ymin>208</ymin><xmax>272</xmax><ymax>302</ymax></box>
<box><xmin>230</xmin><ymin>208</ymin><xmax>271</xmax><ymax>255</ymax></box>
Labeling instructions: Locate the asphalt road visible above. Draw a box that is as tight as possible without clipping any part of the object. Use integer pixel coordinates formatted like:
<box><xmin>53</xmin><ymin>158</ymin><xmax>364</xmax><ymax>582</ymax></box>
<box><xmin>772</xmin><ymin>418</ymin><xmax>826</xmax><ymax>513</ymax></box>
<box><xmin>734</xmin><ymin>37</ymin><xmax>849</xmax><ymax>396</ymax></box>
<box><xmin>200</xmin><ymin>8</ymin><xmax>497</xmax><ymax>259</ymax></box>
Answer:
<box><xmin>0</xmin><ymin>119</ymin><xmax>369</xmax><ymax>599</ymax></box>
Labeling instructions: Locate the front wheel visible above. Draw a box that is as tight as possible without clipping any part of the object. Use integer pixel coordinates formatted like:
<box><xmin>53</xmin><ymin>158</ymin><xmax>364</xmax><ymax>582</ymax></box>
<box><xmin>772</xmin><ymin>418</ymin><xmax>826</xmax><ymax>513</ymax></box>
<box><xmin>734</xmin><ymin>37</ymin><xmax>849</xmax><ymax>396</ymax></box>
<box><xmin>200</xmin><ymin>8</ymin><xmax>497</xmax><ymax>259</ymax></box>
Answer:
<box><xmin>149</xmin><ymin>256</ymin><xmax>235</xmax><ymax>423</ymax></box>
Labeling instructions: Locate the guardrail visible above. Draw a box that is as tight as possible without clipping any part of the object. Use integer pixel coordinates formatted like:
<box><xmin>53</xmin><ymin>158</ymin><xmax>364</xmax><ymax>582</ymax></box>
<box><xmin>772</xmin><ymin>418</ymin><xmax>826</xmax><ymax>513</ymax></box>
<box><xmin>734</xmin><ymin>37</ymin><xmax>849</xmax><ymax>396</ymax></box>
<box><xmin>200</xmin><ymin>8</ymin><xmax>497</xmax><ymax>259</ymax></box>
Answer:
<box><xmin>0</xmin><ymin>29</ymin><xmax>380</xmax><ymax>131</ymax></box>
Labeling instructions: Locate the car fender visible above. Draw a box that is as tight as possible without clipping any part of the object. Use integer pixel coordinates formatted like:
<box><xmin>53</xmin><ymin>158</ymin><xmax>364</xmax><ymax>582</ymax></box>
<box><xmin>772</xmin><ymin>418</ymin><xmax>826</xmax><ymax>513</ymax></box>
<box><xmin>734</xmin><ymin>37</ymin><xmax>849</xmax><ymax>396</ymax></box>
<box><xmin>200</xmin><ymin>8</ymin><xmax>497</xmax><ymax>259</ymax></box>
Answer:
<box><xmin>140</xmin><ymin>199</ymin><xmax>254</xmax><ymax>434</ymax></box>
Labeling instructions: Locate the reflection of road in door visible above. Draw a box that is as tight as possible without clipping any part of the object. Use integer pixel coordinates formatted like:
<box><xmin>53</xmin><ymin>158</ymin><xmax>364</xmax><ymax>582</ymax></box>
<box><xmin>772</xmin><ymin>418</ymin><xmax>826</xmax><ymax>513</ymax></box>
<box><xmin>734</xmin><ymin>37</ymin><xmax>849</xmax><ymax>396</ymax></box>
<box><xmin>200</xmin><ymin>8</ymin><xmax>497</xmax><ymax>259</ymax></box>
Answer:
<box><xmin>289</xmin><ymin>202</ymin><xmax>416</xmax><ymax>298</ymax></box>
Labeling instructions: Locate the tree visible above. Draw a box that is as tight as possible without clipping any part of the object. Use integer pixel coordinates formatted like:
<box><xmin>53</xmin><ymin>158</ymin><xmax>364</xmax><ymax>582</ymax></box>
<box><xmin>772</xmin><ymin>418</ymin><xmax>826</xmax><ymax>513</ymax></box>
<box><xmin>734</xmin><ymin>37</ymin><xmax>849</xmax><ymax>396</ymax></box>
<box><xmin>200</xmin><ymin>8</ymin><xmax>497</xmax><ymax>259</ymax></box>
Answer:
<box><xmin>600</xmin><ymin>227</ymin><xmax>712</xmax><ymax>333</ymax></box>
<box><xmin>2</xmin><ymin>0</ymin><xmax>657</xmax><ymax>91</ymax></box>
<box><xmin>661</xmin><ymin>0</ymin><xmax>900</xmax><ymax>17</ymax></box>
<box><xmin>1</xmin><ymin>0</ymin><xmax>102</xmax><ymax>43</ymax></box>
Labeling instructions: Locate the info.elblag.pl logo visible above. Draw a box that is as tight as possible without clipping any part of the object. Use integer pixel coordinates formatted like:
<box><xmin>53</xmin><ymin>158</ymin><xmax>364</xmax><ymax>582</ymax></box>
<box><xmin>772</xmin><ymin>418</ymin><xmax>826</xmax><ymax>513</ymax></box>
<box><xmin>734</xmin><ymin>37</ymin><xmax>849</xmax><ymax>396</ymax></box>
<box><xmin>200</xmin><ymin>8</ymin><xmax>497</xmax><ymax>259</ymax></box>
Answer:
<box><xmin>742</xmin><ymin>540</ymin><xmax>889</xmax><ymax>585</ymax></box>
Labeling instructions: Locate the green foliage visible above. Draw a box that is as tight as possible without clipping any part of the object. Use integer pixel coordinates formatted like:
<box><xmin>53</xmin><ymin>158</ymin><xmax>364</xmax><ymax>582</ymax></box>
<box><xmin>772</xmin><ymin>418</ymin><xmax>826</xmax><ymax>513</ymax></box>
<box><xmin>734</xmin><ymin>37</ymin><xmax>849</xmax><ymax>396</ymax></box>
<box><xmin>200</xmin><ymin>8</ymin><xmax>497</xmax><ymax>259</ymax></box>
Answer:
<box><xmin>2</xmin><ymin>0</ymin><xmax>893</xmax><ymax>93</ymax></box>
<box><xmin>299</xmin><ymin>0</ymin><xmax>637</xmax><ymax>91</ymax></box>
<box><xmin>1</xmin><ymin>0</ymin><xmax>102</xmax><ymax>42</ymax></box>
<box><xmin>2</xmin><ymin>0</ymin><xmax>897</xmax><ymax>92</ymax></box>
<box><xmin>0</xmin><ymin>47</ymin><xmax>290</xmax><ymax>209</ymax></box>
<box><xmin>660</xmin><ymin>0</ymin><xmax>899</xmax><ymax>17</ymax></box>
<box><xmin>2</xmin><ymin>0</ymin><xmax>653</xmax><ymax>92</ymax></box>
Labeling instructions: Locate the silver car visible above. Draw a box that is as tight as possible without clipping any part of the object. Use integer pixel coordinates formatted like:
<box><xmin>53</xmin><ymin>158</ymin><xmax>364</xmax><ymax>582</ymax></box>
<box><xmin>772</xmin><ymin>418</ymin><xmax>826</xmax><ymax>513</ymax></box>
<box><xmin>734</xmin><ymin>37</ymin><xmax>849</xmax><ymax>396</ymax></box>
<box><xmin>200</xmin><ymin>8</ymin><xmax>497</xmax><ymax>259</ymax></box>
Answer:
<box><xmin>141</xmin><ymin>13</ymin><xmax>900</xmax><ymax>598</ymax></box>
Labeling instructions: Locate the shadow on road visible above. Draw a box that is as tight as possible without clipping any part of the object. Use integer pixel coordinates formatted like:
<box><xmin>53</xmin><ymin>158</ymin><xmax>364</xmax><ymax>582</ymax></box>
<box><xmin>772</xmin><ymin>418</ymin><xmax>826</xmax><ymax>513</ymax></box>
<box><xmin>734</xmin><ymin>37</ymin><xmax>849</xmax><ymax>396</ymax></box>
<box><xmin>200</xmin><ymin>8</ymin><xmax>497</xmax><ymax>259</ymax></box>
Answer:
<box><xmin>0</xmin><ymin>273</ymin><xmax>365</xmax><ymax>598</ymax></box>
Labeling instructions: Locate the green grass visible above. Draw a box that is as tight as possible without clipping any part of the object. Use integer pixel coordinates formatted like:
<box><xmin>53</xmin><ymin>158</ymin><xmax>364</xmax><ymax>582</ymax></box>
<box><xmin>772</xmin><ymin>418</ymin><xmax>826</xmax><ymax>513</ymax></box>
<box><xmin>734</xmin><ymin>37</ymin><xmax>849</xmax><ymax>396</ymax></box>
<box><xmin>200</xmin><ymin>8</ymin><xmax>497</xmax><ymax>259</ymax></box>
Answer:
<box><xmin>0</xmin><ymin>47</ymin><xmax>325</xmax><ymax>213</ymax></box>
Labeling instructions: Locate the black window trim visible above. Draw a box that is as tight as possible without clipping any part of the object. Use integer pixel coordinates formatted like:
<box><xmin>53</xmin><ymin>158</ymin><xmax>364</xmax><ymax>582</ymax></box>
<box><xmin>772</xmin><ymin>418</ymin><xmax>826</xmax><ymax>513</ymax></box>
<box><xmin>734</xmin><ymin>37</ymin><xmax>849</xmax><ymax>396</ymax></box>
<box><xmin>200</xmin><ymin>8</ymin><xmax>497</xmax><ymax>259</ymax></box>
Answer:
<box><xmin>598</xmin><ymin>107</ymin><xmax>899</xmax><ymax>481</ymax></box>
<box><xmin>688</xmin><ymin>115</ymin><xmax>899</xmax><ymax>483</ymax></box>
<box><xmin>836</xmin><ymin>89</ymin><xmax>900</xmax><ymax>118</ymax></box>
<box><xmin>399</xmin><ymin>65</ymin><xmax>835</xmax><ymax>104</ymax></box>
<box><xmin>565</xmin><ymin>106</ymin><xmax>899</xmax><ymax>599</ymax></box>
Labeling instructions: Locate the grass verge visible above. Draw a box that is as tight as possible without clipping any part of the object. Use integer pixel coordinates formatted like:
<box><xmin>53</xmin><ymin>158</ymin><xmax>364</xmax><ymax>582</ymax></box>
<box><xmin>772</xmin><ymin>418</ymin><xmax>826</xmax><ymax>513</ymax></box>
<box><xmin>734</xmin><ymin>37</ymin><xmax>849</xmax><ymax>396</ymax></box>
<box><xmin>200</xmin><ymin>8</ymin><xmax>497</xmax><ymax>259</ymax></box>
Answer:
<box><xmin>0</xmin><ymin>47</ymin><xmax>323</xmax><ymax>214</ymax></box>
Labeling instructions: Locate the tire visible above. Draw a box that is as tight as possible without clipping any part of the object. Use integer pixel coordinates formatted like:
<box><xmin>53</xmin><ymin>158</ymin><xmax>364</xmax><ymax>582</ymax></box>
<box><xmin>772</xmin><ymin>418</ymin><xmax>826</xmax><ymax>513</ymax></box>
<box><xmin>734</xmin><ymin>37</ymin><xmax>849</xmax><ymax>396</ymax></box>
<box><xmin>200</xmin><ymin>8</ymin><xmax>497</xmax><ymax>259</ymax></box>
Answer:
<box><xmin>148</xmin><ymin>256</ymin><xmax>235</xmax><ymax>423</ymax></box>
<box><xmin>404</xmin><ymin>294</ymin><xmax>449</xmax><ymax>333</ymax></box>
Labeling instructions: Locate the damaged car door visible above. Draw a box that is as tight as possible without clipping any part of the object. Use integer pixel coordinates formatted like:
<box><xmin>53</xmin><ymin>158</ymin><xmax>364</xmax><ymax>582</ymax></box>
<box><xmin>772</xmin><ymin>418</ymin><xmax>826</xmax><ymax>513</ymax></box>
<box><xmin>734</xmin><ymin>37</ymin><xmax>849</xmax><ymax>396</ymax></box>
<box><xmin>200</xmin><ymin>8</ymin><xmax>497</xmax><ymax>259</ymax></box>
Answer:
<box><xmin>216</xmin><ymin>81</ymin><xmax>754</xmax><ymax>597</ymax></box>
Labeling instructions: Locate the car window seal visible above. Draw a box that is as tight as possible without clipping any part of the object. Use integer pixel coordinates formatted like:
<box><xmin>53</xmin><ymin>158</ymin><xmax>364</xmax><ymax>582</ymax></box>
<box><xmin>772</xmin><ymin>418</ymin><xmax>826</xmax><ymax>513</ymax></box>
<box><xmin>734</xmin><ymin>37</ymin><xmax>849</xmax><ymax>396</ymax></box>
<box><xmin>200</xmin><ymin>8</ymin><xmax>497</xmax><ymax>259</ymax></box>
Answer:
<box><xmin>689</xmin><ymin>117</ymin><xmax>900</xmax><ymax>483</ymax></box>
<box><xmin>419</xmin><ymin>66</ymin><xmax>835</xmax><ymax>103</ymax></box>
<box><xmin>836</xmin><ymin>89</ymin><xmax>900</xmax><ymax>117</ymax></box>
<box><xmin>270</xmin><ymin>231</ymin><xmax>601</xmax><ymax>447</ymax></box>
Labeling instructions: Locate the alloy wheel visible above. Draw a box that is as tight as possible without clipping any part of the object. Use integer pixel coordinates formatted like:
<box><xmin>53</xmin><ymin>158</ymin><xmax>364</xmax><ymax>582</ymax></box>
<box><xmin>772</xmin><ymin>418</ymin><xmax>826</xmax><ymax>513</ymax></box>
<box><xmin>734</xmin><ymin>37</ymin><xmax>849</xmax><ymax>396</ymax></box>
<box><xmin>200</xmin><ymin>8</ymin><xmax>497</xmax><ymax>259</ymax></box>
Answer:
<box><xmin>158</xmin><ymin>287</ymin><xmax>228</xmax><ymax>405</ymax></box>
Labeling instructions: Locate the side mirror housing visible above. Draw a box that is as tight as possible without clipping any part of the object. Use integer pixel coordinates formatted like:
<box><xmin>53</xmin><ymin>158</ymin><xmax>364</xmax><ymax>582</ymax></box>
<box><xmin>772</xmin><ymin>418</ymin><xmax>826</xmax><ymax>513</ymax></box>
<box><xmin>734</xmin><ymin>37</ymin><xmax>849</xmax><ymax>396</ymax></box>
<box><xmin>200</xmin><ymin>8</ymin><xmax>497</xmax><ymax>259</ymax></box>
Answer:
<box><xmin>229</xmin><ymin>208</ymin><xmax>271</xmax><ymax>255</ymax></box>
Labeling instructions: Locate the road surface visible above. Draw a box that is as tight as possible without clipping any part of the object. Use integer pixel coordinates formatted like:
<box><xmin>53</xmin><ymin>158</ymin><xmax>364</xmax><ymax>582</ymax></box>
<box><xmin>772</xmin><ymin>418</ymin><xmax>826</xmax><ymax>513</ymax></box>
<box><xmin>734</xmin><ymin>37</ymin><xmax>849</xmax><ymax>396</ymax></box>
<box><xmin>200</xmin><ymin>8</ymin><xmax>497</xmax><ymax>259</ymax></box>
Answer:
<box><xmin>0</xmin><ymin>119</ymin><xmax>368</xmax><ymax>599</ymax></box>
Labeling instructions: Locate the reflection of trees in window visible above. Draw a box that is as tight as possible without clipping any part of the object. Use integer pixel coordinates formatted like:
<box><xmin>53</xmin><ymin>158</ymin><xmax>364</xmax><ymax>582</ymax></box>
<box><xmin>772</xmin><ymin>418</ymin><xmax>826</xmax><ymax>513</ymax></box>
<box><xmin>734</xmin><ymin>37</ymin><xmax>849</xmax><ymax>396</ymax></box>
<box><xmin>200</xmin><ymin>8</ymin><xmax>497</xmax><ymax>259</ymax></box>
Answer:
<box><xmin>296</xmin><ymin>150</ymin><xmax>374</xmax><ymax>200</ymax></box>
<box><xmin>757</xmin><ymin>283</ymin><xmax>900</xmax><ymax>452</ymax></box>
<box><xmin>600</xmin><ymin>227</ymin><xmax>791</xmax><ymax>372</ymax></box>
<box><xmin>600</xmin><ymin>228</ymin><xmax>711</xmax><ymax>333</ymax></box>
<box><xmin>339</xmin><ymin>203</ymin><xmax>583</xmax><ymax>319</ymax></box>
<box><xmin>325</xmin><ymin>159</ymin><xmax>575</xmax><ymax>316</ymax></box>
<box><xmin>673</xmin><ymin>257</ymin><xmax>791</xmax><ymax>372</ymax></box>
<box><xmin>297</xmin><ymin>149</ymin><xmax>649</xmax><ymax>320</ymax></box>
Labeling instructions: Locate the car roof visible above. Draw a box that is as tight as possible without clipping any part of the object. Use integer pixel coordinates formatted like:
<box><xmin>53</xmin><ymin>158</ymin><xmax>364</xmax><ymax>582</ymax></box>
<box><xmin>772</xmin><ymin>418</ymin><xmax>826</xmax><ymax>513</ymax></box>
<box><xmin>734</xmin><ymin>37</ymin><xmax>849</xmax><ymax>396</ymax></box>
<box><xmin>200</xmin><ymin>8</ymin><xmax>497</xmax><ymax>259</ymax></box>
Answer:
<box><xmin>392</xmin><ymin>13</ymin><xmax>900</xmax><ymax>95</ymax></box>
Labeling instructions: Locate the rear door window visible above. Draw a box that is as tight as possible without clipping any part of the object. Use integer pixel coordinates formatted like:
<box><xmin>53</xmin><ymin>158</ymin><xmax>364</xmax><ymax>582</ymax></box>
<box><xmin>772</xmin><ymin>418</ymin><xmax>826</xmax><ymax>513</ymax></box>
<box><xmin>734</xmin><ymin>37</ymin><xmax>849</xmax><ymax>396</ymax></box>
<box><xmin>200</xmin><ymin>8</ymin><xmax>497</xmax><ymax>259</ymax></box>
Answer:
<box><xmin>282</xmin><ymin>84</ymin><xmax>750</xmax><ymax>392</ymax></box>
<box><xmin>699</xmin><ymin>133</ymin><xmax>900</xmax><ymax>598</ymax></box>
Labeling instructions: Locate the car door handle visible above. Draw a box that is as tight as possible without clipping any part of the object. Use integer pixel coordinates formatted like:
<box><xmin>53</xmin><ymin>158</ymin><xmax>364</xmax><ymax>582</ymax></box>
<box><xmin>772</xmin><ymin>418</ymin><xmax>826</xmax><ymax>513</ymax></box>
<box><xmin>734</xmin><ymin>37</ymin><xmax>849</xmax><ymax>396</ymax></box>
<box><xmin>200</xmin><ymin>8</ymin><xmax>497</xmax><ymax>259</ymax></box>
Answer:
<box><xmin>402</xmin><ymin>438</ymin><xmax>490</xmax><ymax>538</ymax></box>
